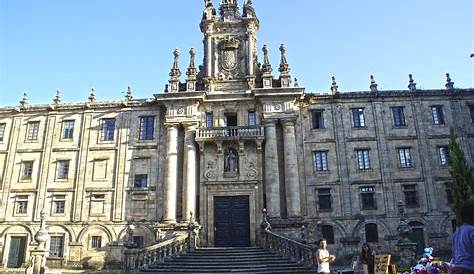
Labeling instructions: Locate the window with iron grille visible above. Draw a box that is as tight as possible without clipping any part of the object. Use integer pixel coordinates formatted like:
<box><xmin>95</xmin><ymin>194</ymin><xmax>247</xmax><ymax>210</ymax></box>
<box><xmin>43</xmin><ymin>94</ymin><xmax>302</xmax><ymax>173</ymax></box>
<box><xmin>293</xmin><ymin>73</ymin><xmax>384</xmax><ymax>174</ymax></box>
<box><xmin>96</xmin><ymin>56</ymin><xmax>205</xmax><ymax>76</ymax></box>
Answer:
<box><xmin>398</xmin><ymin>148</ymin><xmax>413</xmax><ymax>168</ymax></box>
<box><xmin>100</xmin><ymin>118</ymin><xmax>115</xmax><ymax>141</ymax></box>
<box><xmin>91</xmin><ymin>236</ymin><xmax>102</xmax><ymax>249</ymax></box>
<box><xmin>356</xmin><ymin>149</ymin><xmax>370</xmax><ymax>170</ymax></box>
<box><xmin>21</xmin><ymin>161</ymin><xmax>33</xmax><ymax>180</ymax></box>
<box><xmin>431</xmin><ymin>106</ymin><xmax>445</xmax><ymax>125</ymax></box>
<box><xmin>134</xmin><ymin>174</ymin><xmax>148</xmax><ymax>188</ymax></box>
<box><xmin>439</xmin><ymin>146</ymin><xmax>449</xmax><ymax>166</ymax></box>
<box><xmin>311</xmin><ymin>110</ymin><xmax>325</xmax><ymax>129</ymax></box>
<box><xmin>15</xmin><ymin>196</ymin><xmax>28</xmax><ymax>215</ymax></box>
<box><xmin>49</xmin><ymin>236</ymin><xmax>64</xmax><ymax>258</ymax></box>
<box><xmin>0</xmin><ymin>123</ymin><xmax>6</xmax><ymax>142</ymax></box>
<box><xmin>360</xmin><ymin>186</ymin><xmax>376</xmax><ymax>210</ymax></box>
<box><xmin>57</xmin><ymin>160</ymin><xmax>70</xmax><ymax>180</ymax></box>
<box><xmin>206</xmin><ymin>112</ymin><xmax>213</xmax><ymax>128</ymax></box>
<box><xmin>321</xmin><ymin>225</ymin><xmax>335</xmax><ymax>244</ymax></box>
<box><xmin>391</xmin><ymin>106</ymin><xmax>406</xmax><ymax>127</ymax></box>
<box><xmin>365</xmin><ymin>223</ymin><xmax>379</xmax><ymax>243</ymax></box>
<box><xmin>403</xmin><ymin>184</ymin><xmax>419</xmax><ymax>207</ymax></box>
<box><xmin>27</xmin><ymin>121</ymin><xmax>40</xmax><ymax>140</ymax></box>
<box><xmin>352</xmin><ymin>108</ymin><xmax>366</xmax><ymax>128</ymax></box>
<box><xmin>313</xmin><ymin>151</ymin><xmax>329</xmax><ymax>171</ymax></box>
<box><xmin>317</xmin><ymin>188</ymin><xmax>332</xmax><ymax>211</ymax></box>
<box><xmin>139</xmin><ymin>116</ymin><xmax>155</xmax><ymax>140</ymax></box>
<box><xmin>248</xmin><ymin>111</ymin><xmax>256</xmax><ymax>126</ymax></box>
<box><xmin>62</xmin><ymin>120</ymin><xmax>75</xmax><ymax>139</ymax></box>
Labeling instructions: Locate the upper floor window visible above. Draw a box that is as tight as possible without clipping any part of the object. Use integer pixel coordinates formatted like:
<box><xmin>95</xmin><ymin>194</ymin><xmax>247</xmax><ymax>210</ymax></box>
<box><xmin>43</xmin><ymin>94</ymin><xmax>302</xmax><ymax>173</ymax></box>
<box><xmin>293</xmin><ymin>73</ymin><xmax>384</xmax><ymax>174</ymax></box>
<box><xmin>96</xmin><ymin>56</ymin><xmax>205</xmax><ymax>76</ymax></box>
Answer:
<box><xmin>101</xmin><ymin>118</ymin><xmax>115</xmax><ymax>141</ymax></box>
<box><xmin>57</xmin><ymin>160</ymin><xmax>70</xmax><ymax>180</ymax></box>
<box><xmin>52</xmin><ymin>195</ymin><xmax>66</xmax><ymax>214</ymax></box>
<box><xmin>398</xmin><ymin>148</ymin><xmax>413</xmax><ymax>168</ymax></box>
<box><xmin>248</xmin><ymin>111</ymin><xmax>256</xmax><ymax>126</ymax></box>
<box><xmin>317</xmin><ymin>188</ymin><xmax>332</xmax><ymax>211</ymax></box>
<box><xmin>469</xmin><ymin>105</ymin><xmax>474</xmax><ymax>123</ymax></box>
<box><xmin>21</xmin><ymin>161</ymin><xmax>33</xmax><ymax>180</ymax></box>
<box><xmin>311</xmin><ymin>110</ymin><xmax>325</xmax><ymax>129</ymax></box>
<box><xmin>321</xmin><ymin>225</ymin><xmax>335</xmax><ymax>244</ymax></box>
<box><xmin>356</xmin><ymin>149</ymin><xmax>371</xmax><ymax>170</ymax></box>
<box><xmin>403</xmin><ymin>184</ymin><xmax>419</xmax><ymax>208</ymax></box>
<box><xmin>225</xmin><ymin>112</ymin><xmax>238</xmax><ymax>127</ymax></box>
<box><xmin>439</xmin><ymin>146</ymin><xmax>449</xmax><ymax>166</ymax></box>
<box><xmin>352</xmin><ymin>108</ymin><xmax>366</xmax><ymax>128</ymax></box>
<box><xmin>49</xmin><ymin>236</ymin><xmax>64</xmax><ymax>258</ymax></box>
<box><xmin>91</xmin><ymin>236</ymin><xmax>102</xmax><ymax>249</ymax></box>
<box><xmin>313</xmin><ymin>151</ymin><xmax>329</xmax><ymax>171</ymax></box>
<box><xmin>134</xmin><ymin>174</ymin><xmax>148</xmax><ymax>188</ymax></box>
<box><xmin>27</xmin><ymin>121</ymin><xmax>40</xmax><ymax>141</ymax></box>
<box><xmin>365</xmin><ymin>223</ymin><xmax>379</xmax><ymax>243</ymax></box>
<box><xmin>205</xmin><ymin>112</ymin><xmax>213</xmax><ymax>128</ymax></box>
<box><xmin>431</xmin><ymin>106</ymin><xmax>445</xmax><ymax>125</ymax></box>
<box><xmin>360</xmin><ymin>186</ymin><xmax>376</xmax><ymax>210</ymax></box>
<box><xmin>0</xmin><ymin>123</ymin><xmax>6</xmax><ymax>142</ymax></box>
<box><xmin>445</xmin><ymin>183</ymin><xmax>453</xmax><ymax>205</ymax></box>
<box><xmin>62</xmin><ymin>120</ymin><xmax>75</xmax><ymax>139</ymax></box>
<box><xmin>15</xmin><ymin>196</ymin><xmax>28</xmax><ymax>215</ymax></box>
<box><xmin>392</xmin><ymin>107</ymin><xmax>406</xmax><ymax>127</ymax></box>
<box><xmin>139</xmin><ymin>116</ymin><xmax>155</xmax><ymax>140</ymax></box>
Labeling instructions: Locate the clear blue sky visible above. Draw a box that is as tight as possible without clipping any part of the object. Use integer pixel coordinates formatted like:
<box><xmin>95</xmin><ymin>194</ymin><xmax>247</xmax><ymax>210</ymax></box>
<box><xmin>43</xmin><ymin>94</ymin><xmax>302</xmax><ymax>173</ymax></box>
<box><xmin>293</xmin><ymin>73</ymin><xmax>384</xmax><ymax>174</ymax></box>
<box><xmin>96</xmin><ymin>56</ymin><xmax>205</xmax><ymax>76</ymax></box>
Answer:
<box><xmin>1</xmin><ymin>0</ymin><xmax>473</xmax><ymax>106</ymax></box>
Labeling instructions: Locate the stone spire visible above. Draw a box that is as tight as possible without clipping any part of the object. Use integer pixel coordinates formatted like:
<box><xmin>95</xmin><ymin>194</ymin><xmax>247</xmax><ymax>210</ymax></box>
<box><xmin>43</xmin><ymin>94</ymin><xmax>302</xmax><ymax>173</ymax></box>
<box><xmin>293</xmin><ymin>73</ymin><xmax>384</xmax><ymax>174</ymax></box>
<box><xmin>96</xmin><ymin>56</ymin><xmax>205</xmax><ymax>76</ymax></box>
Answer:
<box><xmin>330</xmin><ymin>76</ymin><xmax>339</xmax><ymax>95</ymax></box>
<box><xmin>53</xmin><ymin>89</ymin><xmax>61</xmax><ymax>104</ymax></box>
<box><xmin>88</xmin><ymin>87</ymin><xmax>96</xmax><ymax>102</ymax></box>
<box><xmin>19</xmin><ymin>92</ymin><xmax>28</xmax><ymax>108</ymax></box>
<box><xmin>445</xmin><ymin>73</ymin><xmax>454</xmax><ymax>90</ymax></box>
<box><xmin>369</xmin><ymin>75</ymin><xmax>378</xmax><ymax>92</ymax></box>
<box><xmin>186</xmin><ymin>48</ymin><xmax>198</xmax><ymax>91</ymax></box>
<box><xmin>219</xmin><ymin>0</ymin><xmax>239</xmax><ymax>19</ymax></box>
<box><xmin>278</xmin><ymin>44</ymin><xmax>291</xmax><ymax>87</ymax></box>
<box><xmin>168</xmin><ymin>49</ymin><xmax>181</xmax><ymax>92</ymax></box>
<box><xmin>124</xmin><ymin>86</ymin><xmax>133</xmax><ymax>101</ymax></box>
<box><xmin>408</xmin><ymin>74</ymin><xmax>417</xmax><ymax>91</ymax></box>
<box><xmin>261</xmin><ymin>45</ymin><xmax>272</xmax><ymax>74</ymax></box>
<box><xmin>294</xmin><ymin>78</ymin><xmax>299</xmax><ymax>87</ymax></box>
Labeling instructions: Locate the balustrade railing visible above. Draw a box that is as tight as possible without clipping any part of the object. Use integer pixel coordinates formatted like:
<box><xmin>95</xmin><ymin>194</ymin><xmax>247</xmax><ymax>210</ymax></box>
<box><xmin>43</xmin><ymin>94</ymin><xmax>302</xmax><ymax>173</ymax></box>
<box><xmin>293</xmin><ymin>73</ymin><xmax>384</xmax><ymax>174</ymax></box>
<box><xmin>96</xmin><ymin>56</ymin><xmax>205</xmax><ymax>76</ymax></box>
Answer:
<box><xmin>196</xmin><ymin>126</ymin><xmax>265</xmax><ymax>139</ymax></box>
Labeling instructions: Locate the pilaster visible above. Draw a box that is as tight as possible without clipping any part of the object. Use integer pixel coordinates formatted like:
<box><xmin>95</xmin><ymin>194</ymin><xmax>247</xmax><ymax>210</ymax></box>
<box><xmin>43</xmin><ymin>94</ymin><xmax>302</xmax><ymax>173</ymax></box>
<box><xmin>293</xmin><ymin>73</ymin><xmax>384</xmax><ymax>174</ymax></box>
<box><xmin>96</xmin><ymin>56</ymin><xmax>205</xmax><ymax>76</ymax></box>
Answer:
<box><xmin>263</xmin><ymin>120</ymin><xmax>281</xmax><ymax>218</ymax></box>
<box><xmin>282</xmin><ymin>119</ymin><xmax>301</xmax><ymax>217</ymax></box>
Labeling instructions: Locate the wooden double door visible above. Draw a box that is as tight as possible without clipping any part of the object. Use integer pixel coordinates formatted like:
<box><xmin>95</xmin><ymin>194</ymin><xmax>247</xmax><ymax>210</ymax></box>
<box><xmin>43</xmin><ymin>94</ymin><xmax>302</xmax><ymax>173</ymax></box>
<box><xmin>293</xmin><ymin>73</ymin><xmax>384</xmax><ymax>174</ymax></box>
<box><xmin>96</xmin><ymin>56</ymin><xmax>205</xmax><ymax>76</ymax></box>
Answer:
<box><xmin>214</xmin><ymin>196</ymin><xmax>250</xmax><ymax>247</ymax></box>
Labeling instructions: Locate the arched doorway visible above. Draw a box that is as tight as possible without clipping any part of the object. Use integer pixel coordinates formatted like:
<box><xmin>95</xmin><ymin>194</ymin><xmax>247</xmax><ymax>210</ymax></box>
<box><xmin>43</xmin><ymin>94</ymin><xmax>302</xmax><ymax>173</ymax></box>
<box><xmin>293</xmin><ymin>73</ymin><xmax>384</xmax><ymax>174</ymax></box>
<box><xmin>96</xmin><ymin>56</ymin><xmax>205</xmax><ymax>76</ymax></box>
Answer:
<box><xmin>408</xmin><ymin>221</ymin><xmax>425</xmax><ymax>254</ymax></box>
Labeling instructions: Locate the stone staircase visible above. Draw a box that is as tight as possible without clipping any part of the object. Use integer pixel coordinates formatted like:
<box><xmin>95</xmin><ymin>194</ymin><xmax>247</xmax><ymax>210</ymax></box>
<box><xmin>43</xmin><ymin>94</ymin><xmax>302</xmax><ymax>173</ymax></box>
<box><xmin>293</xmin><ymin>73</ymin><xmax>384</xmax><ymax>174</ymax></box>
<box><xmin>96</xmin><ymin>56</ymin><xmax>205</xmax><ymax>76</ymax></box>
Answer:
<box><xmin>141</xmin><ymin>247</ymin><xmax>315</xmax><ymax>274</ymax></box>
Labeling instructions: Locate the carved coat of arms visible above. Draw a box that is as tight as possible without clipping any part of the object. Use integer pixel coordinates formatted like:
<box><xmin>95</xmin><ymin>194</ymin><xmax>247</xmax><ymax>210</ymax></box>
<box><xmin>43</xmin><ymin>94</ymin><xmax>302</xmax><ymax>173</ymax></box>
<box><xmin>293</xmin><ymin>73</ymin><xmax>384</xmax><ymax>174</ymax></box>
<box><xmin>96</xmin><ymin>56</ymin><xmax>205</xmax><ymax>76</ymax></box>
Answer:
<box><xmin>219</xmin><ymin>36</ymin><xmax>241</xmax><ymax>73</ymax></box>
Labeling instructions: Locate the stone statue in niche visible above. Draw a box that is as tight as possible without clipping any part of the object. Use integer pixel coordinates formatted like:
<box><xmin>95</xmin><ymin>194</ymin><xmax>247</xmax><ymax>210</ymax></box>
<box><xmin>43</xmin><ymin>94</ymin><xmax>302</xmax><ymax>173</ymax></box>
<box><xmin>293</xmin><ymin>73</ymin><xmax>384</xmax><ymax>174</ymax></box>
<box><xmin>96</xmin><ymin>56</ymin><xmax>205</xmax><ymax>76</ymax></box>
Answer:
<box><xmin>224</xmin><ymin>148</ymin><xmax>238</xmax><ymax>173</ymax></box>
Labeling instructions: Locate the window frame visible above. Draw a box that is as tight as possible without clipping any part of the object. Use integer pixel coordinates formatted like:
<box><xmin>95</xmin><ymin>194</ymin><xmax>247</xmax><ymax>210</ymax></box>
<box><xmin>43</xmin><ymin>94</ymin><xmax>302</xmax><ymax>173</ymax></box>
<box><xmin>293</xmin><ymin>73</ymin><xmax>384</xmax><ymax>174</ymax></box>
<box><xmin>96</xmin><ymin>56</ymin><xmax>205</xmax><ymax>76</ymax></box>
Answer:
<box><xmin>313</xmin><ymin>151</ymin><xmax>329</xmax><ymax>172</ymax></box>
<box><xmin>134</xmin><ymin>174</ymin><xmax>148</xmax><ymax>189</ymax></box>
<box><xmin>438</xmin><ymin>146</ymin><xmax>449</xmax><ymax>166</ymax></box>
<box><xmin>57</xmin><ymin>160</ymin><xmax>70</xmax><ymax>180</ymax></box>
<box><xmin>431</xmin><ymin>105</ymin><xmax>445</xmax><ymax>125</ymax></box>
<box><xmin>391</xmin><ymin>106</ymin><xmax>406</xmax><ymax>127</ymax></box>
<box><xmin>61</xmin><ymin>120</ymin><xmax>75</xmax><ymax>140</ymax></box>
<box><xmin>356</xmin><ymin>149</ymin><xmax>371</xmax><ymax>170</ymax></box>
<box><xmin>365</xmin><ymin>223</ymin><xmax>379</xmax><ymax>243</ymax></box>
<box><xmin>398</xmin><ymin>148</ymin><xmax>413</xmax><ymax>168</ymax></box>
<box><xmin>21</xmin><ymin>161</ymin><xmax>34</xmax><ymax>181</ymax></box>
<box><xmin>360</xmin><ymin>186</ymin><xmax>377</xmax><ymax>210</ymax></box>
<box><xmin>49</xmin><ymin>236</ymin><xmax>64</xmax><ymax>258</ymax></box>
<box><xmin>26</xmin><ymin>121</ymin><xmax>40</xmax><ymax>141</ymax></box>
<box><xmin>320</xmin><ymin>225</ymin><xmax>335</xmax><ymax>244</ymax></box>
<box><xmin>248</xmin><ymin>110</ymin><xmax>256</xmax><ymax>126</ymax></box>
<box><xmin>317</xmin><ymin>188</ymin><xmax>332</xmax><ymax>211</ymax></box>
<box><xmin>139</xmin><ymin>116</ymin><xmax>155</xmax><ymax>141</ymax></box>
<box><xmin>0</xmin><ymin>123</ymin><xmax>6</xmax><ymax>142</ymax></box>
<box><xmin>91</xmin><ymin>236</ymin><xmax>102</xmax><ymax>249</ymax></box>
<box><xmin>311</xmin><ymin>110</ymin><xmax>325</xmax><ymax>129</ymax></box>
<box><xmin>52</xmin><ymin>195</ymin><xmax>66</xmax><ymax>215</ymax></box>
<box><xmin>352</xmin><ymin>108</ymin><xmax>366</xmax><ymax>128</ymax></box>
<box><xmin>100</xmin><ymin>118</ymin><xmax>116</xmax><ymax>142</ymax></box>
<box><xmin>402</xmin><ymin>184</ymin><xmax>419</xmax><ymax>208</ymax></box>
<box><xmin>15</xmin><ymin>196</ymin><xmax>29</xmax><ymax>215</ymax></box>
<box><xmin>205</xmin><ymin>112</ymin><xmax>213</xmax><ymax>128</ymax></box>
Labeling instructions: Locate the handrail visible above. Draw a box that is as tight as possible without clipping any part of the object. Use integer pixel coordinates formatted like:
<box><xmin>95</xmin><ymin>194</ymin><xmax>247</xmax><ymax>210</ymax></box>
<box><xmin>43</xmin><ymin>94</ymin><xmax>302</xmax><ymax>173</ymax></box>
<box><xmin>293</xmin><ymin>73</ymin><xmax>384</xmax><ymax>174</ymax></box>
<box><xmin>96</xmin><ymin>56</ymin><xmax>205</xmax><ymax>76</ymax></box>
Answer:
<box><xmin>196</xmin><ymin>126</ymin><xmax>265</xmax><ymax>139</ymax></box>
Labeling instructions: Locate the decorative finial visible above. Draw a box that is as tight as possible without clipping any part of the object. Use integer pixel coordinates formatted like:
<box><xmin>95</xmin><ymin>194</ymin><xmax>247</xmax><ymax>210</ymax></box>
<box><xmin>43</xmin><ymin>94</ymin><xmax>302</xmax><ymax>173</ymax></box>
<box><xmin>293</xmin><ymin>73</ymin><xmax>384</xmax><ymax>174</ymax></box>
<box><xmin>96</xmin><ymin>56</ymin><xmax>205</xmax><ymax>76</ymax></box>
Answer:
<box><xmin>53</xmin><ymin>89</ymin><xmax>61</xmax><ymax>104</ymax></box>
<box><xmin>124</xmin><ymin>86</ymin><xmax>133</xmax><ymax>101</ymax></box>
<box><xmin>261</xmin><ymin>45</ymin><xmax>272</xmax><ymax>74</ymax></box>
<box><xmin>369</xmin><ymin>75</ymin><xmax>378</xmax><ymax>92</ymax></box>
<box><xmin>294</xmin><ymin>78</ymin><xmax>299</xmax><ymax>87</ymax></box>
<box><xmin>278</xmin><ymin>44</ymin><xmax>290</xmax><ymax>73</ymax></box>
<box><xmin>19</xmin><ymin>92</ymin><xmax>28</xmax><ymax>108</ymax></box>
<box><xmin>187</xmin><ymin>48</ymin><xmax>198</xmax><ymax>79</ymax></box>
<box><xmin>219</xmin><ymin>0</ymin><xmax>239</xmax><ymax>19</ymax></box>
<box><xmin>330</xmin><ymin>76</ymin><xmax>339</xmax><ymax>95</ymax></box>
<box><xmin>445</xmin><ymin>73</ymin><xmax>454</xmax><ymax>90</ymax></box>
<box><xmin>88</xmin><ymin>87</ymin><xmax>96</xmax><ymax>102</ymax></box>
<box><xmin>169</xmin><ymin>49</ymin><xmax>181</xmax><ymax>78</ymax></box>
<box><xmin>243</xmin><ymin>0</ymin><xmax>256</xmax><ymax>18</ymax></box>
<box><xmin>408</xmin><ymin>74</ymin><xmax>417</xmax><ymax>91</ymax></box>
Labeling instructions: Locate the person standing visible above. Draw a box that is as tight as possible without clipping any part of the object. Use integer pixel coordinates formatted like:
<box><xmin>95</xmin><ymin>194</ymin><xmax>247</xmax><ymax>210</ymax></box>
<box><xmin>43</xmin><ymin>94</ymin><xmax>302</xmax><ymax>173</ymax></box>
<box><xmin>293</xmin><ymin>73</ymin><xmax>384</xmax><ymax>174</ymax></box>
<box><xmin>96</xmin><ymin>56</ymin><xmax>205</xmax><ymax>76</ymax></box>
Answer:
<box><xmin>360</xmin><ymin>243</ymin><xmax>375</xmax><ymax>274</ymax></box>
<box><xmin>452</xmin><ymin>203</ymin><xmax>474</xmax><ymax>274</ymax></box>
<box><xmin>315</xmin><ymin>238</ymin><xmax>336</xmax><ymax>274</ymax></box>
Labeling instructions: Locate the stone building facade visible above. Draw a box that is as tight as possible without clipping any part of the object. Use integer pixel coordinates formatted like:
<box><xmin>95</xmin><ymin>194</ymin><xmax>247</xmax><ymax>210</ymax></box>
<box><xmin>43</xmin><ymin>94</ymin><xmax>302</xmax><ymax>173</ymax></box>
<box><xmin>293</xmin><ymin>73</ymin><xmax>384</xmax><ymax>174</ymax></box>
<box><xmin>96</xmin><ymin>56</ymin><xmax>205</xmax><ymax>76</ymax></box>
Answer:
<box><xmin>0</xmin><ymin>0</ymin><xmax>473</xmax><ymax>269</ymax></box>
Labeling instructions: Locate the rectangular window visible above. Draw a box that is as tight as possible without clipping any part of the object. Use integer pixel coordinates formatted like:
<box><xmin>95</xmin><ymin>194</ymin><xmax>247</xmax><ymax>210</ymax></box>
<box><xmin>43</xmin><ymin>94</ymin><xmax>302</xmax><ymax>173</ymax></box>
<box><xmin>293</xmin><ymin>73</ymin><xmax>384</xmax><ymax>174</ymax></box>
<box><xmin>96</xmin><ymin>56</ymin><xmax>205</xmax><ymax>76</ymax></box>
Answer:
<box><xmin>91</xmin><ymin>236</ymin><xmax>102</xmax><ymax>249</ymax></box>
<box><xmin>100</xmin><ymin>118</ymin><xmax>115</xmax><ymax>141</ymax></box>
<box><xmin>133</xmin><ymin>236</ymin><xmax>144</xmax><ymax>248</ymax></box>
<box><xmin>27</xmin><ymin>121</ymin><xmax>40</xmax><ymax>140</ymax></box>
<box><xmin>57</xmin><ymin>160</ymin><xmax>70</xmax><ymax>180</ymax></box>
<box><xmin>317</xmin><ymin>188</ymin><xmax>332</xmax><ymax>211</ymax></box>
<box><xmin>470</xmin><ymin>105</ymin><xmax>474</xmax><ymax>123</ymax></box>
<box><xmin>445</xmin><ymin>183</ymin><xmax>453</xmax><ymax>205</ymax></box>
<box><xmin>392</xmin><ymin>107</ymin><xmax>406</xmax><ymax>127</ymax></box>
<box><xmin>53</xmin><ymin>196</ymin><xmax>66</xmax><ymax>214</ymax></box>
<box><xmin>134</xmin><ymin>174</ymin><xmax>148</xmax><ymax>188</ymax></box>
<box><xmin>0</xmin><ymin>123</ymin><xmax>6</xmax><ymax>142</ymax></box>
<box><xmin>365</xmin><ymin>223</ymin><xmax>379</xmax><ymax>243</ymax></box>
<box><xmin>352</xmin><ymin>108</ymin><xmax>366</xmax><ymax>128</ymax></box>
<box><xmin>431</xmin><ymin>106</ymin><xmax>445</xmax><ymax>125</ymax></box>
<box><xmin>439</xmin><ymin>146</ymin><xmax>449</xmax><ymax>166</ymax></box>
<box><xmin>224</xmin><ymin>113</ymin><xmax>238</xmax><ymax>127</ymax></box>
<box><xmin>356</xmin><ymin>149</ymin><xmax>370</xmax><ymax>170</ymax></box>
<box><xmin>360</xmin><ymin>186</ymin><xmax>376</xmax><ymax>210</ymax></box>
<box><xmin>313</xmin><ymin>151</ymin><xmax>329</xmax><ymax>171</ymax></box>
<box><xmin>90</xmin><ymin>194</ymin><xmax>106</xmax><ymax>215</ymax></box>
<box><xmin>248</xmin><ymin>111</ymin><xmax>256</xmax><ymax>126</ymax></box>
<box><xmin>321</xmin><ymin>225</ymin><xmax>335</xmax><ymax>244</ymax></box>
<box><xmin>403</xmin><ymin>184</ymin><xmax>419</xmax><ymax>207</ymax></box>
<box><xmin>49</xmin><ymin>236</ymin><xmax>64</xmax><ymax>258</ymax></box>
<box><xmin>398</xmin><ymin>148</ymin><xmax>413</xmax><ymax>168</ymax></box>
<box><xmin>62</xmin><ymin>120</ymin><xmax>75</xmax><ymax>139</ymax></box>
<box><xmin>205</xmin><ymin>112</ymin><xmax>213</xmax><ymax>128</ymax></box>
<box><xmin>21</xmin><ymin>161</ymin><xmax>33</xmax><ymax>180</ymax></box>
<box><xmin>311</xmin><ymin>110</ymin><xmax>325</xmax><ymax>129</ymax></box>
<box><xmin>139</xmin><ymin>116</ymin><xmax>155</xmax><ymax>140</ymax></box>
<box><xmin>15</xmin><ymin>196</ymin><xmax>28</xmax><ymax>215</ymax></box>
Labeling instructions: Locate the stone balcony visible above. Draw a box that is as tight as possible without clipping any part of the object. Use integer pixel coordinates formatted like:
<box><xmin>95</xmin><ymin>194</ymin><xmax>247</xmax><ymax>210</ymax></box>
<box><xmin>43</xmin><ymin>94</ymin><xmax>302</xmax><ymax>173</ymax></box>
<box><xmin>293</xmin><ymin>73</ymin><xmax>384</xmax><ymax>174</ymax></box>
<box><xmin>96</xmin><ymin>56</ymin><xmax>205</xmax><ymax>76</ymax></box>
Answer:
<box><xmin>195</xmin><ymin>126</ymin><xmax>265</xmax><ymax>141</ymax></box>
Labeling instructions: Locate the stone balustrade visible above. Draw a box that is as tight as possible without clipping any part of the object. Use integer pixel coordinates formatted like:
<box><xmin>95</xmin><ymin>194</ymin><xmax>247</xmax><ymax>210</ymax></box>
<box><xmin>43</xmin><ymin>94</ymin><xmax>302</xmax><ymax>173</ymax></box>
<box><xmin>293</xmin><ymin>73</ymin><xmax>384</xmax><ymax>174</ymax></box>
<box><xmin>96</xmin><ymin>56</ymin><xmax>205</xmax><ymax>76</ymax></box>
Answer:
<box><xmin>196</xmin><ymin>126</ymin><xmax>265</xmax><ymax>140</ymax></box>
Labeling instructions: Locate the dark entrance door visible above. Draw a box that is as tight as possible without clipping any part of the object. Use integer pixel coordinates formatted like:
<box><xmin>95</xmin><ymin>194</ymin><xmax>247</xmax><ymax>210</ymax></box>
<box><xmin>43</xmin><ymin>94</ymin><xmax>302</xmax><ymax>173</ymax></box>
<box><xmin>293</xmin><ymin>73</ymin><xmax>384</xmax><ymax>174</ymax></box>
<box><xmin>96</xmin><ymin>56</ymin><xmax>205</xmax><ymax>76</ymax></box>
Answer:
<box><xmin>214</xmin><ymin>195</ymin><xmax>250</xmax><ymax>247</ymax></box>
<box><xmin>408</xmin><ymin>222</ymin><xmax>426</xmax><ymax>254</ymax></box>
<box><xmin>7</xmin><ymin>236</ymin><xmax>26</xmax><ymax>268</ymax></box>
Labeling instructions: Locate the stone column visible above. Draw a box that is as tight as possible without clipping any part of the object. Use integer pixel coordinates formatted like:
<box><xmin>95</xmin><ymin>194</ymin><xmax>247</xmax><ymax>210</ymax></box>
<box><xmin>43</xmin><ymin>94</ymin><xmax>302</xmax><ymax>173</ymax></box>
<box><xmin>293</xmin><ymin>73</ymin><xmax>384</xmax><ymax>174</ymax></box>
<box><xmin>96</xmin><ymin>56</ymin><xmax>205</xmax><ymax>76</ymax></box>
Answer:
<box><xmin>264</xmin><ymin>120</ymin><xmax>281</xmax><ymax>218</ymax></box>
<box><xmin>164</xmin><ymin>125</ymin><xmax>179</xmax><ymax>223</ymax></box>
<box><xmin>183</xmin><ymin>125</ymin><xmax>197</xmax><ymax>221</ymax></box>
<box><xmin>282</xmin><ymin>120</ymin><xmax>301</xmax><ymax>217</ymax></box>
